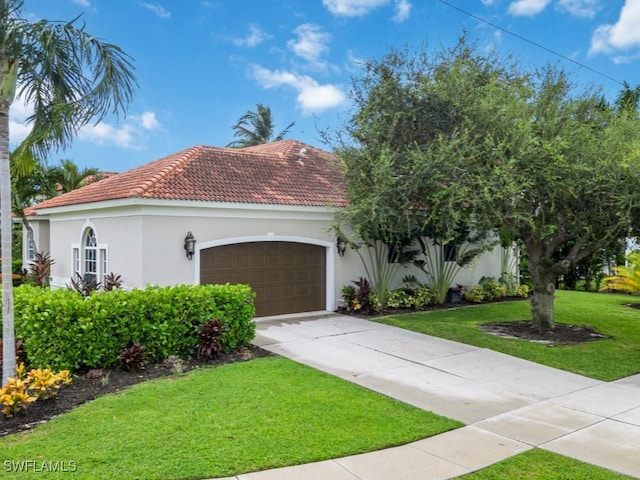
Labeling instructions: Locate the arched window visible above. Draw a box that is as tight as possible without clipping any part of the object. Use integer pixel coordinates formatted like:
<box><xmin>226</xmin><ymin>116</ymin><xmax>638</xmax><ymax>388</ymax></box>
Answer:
<box><xmin>73</xmin><ymin>226</ymin><xmax>108</xmax><ymax>285</ymax></box>
<box><xmin>84</xmin><ymin>228</ymin><xmax>98</xmax><ymax>283</ymax></box>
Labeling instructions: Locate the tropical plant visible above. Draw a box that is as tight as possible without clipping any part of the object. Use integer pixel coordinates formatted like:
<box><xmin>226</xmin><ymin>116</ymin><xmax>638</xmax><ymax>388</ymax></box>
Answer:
<box><xmin>196</xmin><ymin>319</ymin><xmax>224</xmax><ymax>359</ymax></box>
<box><xmin>25</xmin><ymin>250</ymin><xmax>54</xmax><ymax>287</ymax></box>
<box><xmin>600</xmin><ymin>252</ymin><xmax>640</xmax><ymax>295</ymax></box>
<box><xmin>67</xmin><ymin>272</ymin><xmax>100</xmax><ymax>297</ymax></box>
<box><xmin>118</xmin><ymin>344</ymin><xmax>147</xmax><ymax>371</ymax></box>
<box><xmin>413</xmin><ymin>233</ymin><xmax>496</xmax><ymax>304</ymax></box>
<box><xmin>227</xmin><ymin>103</ymin><xmax>294</xmax><ymax>148</ymax></box>
<box><xmin>103</xmin><ymin>272</ymin><xmax>123</xmax><ymax>291</ymax></box>
<box><xmin>48</xmin><ymin>159</ymin><xmax>100</xmax><ymax>193</ymax></box>
<box><xmin>0</xmin><ymin>0</ymin><xmax>136</xmax><ymax>383</ymax></box>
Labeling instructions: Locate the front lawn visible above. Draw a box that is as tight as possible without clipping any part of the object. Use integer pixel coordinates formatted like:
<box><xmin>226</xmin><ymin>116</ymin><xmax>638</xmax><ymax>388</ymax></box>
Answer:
<box><xmin>0</xmin><ymin>356</ymin><xmax>461</xmax><ymax>479</ymax></box>
<box><xmin>376</xmin><ymin>290</ymin><xmax>640</xmax><ymax>381</ymax></box>
<box><xmin>459</xmin><ymin>449</ymin><xmax>634</xmax><ymax>479</ymax></box>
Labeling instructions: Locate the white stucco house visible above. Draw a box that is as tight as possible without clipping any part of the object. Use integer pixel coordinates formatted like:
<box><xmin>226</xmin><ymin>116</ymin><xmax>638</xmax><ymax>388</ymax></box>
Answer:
<box><xmin>24</xmin><ymin>139</ymin><xmax>511</xmax><ymax>317</ymax></box>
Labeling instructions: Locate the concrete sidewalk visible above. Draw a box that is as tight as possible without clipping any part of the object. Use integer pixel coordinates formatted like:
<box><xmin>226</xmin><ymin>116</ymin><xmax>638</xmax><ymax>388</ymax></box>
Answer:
<box><xmin>216</xmin><ymin>313</ymin><xmax>640</xmax><ymax>480</ymax></box>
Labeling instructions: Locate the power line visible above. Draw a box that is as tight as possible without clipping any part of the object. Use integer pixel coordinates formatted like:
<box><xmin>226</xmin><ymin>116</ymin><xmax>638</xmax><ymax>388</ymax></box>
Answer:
<box><xmin>438</xmin><ymin>0</ymin><xmax>624</xmax><ymax>86</ymax></box>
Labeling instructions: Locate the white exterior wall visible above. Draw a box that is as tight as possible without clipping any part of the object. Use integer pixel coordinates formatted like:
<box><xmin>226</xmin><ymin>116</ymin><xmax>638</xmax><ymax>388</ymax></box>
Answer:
<box><xmin>36</xmin><ymin>198</ymin><xmax>512</xmax><ymax>310</ymax></box>
<box><xmin>22</xmin><ymin>218</ymin><xmax>50</xmax><ymax>266</ymax></box>
<box><xmin>44</xmin><ymin>207</ymin><xmax>144</xmax><ymax>288</ymax></box>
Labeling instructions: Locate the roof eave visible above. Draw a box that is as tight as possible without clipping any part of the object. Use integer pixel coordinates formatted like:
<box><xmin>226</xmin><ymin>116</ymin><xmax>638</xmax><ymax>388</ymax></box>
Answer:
<box><xmin>34</xmin><ymin>197</ymin><xmax>344</xmax><ymax>215</ymax></box>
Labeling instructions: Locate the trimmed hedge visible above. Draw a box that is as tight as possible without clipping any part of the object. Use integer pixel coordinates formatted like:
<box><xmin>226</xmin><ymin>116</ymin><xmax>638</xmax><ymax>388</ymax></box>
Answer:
<box><xmin>13</xmin><ymin>284</ymin><xmax>256</xmax><ymax>371</ymax></box>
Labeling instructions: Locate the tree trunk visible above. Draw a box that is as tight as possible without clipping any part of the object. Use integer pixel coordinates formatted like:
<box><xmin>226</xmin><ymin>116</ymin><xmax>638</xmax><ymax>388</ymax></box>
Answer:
<box><xmin>530</xmin><ymin>283</ymin><xmax>555</xmax><ymax>332</ymax></box>
<box><xmin>1</xmin><ymin>99</ymin><xmax>16</xmax><ymax>384</ymax></box>
<box><xmin>526</xmin><ymin>244</ymin><xmax>557</xmax><ymax>332</ymax></box>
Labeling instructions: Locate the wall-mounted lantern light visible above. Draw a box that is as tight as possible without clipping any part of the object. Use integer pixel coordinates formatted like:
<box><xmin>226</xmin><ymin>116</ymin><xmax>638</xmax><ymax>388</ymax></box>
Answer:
<box><xmin>336</xmin><ymin>235</ymin><xmax>346</xmax><ymax>257</ymax></box>
<box><xmin>184</xmin><ymin>231</ymin><xmax>196</xmax><ymax>260</ymax></box>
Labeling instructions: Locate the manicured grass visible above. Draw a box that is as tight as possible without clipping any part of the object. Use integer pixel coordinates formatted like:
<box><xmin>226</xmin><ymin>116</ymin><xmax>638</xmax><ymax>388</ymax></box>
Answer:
<box><xmin>459</xmin><ymin>449</ymin><xmax>634</xmax><ymax>479</ymax></box>
<box><xmin>376</xmin><ymin>290</ymin><xmax>640</xmax><ymax>381</ymax></box>
<box><xmin>0</xmin><ymin>357</ymin><xmax>461</xmax><ymax>479</ymax></box>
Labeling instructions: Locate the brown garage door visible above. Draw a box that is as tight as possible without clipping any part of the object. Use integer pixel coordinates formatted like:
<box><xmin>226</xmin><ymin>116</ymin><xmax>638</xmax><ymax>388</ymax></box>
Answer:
<box><xmin>200</xmin><ymin>241</ymin><xmax>326</xmax><ymax>317</ymax></box>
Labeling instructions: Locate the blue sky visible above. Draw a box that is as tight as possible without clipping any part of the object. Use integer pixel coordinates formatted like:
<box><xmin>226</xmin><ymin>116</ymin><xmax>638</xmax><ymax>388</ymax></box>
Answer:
<box><xmin>9</xmin><ymin>0</ymin><xmax>640</xmax><ymax>172</ymax></box>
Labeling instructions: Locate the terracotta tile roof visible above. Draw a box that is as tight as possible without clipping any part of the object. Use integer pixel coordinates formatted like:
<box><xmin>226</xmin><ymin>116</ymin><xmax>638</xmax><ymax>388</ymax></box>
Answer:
<box><xmin>30</xmin><ymin>140</ymin><xmax>348</xmax><ymax>213</ymax></box>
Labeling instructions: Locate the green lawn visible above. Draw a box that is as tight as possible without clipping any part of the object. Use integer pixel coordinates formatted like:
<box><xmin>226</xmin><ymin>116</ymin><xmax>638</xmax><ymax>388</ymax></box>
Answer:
<box><xmin>0</xmin><ymin>356</ymin><xmax>461</xmax><ymax>479</ymax></box>
<box><xmin>376</xmin><ymin>290</ymin><xmax>640</xmax><ymax>381</ymax></box>
<box><xmin>459</xmin><ymin>450</ymin><xmax>635</xmax><ymax>479</ymax></box>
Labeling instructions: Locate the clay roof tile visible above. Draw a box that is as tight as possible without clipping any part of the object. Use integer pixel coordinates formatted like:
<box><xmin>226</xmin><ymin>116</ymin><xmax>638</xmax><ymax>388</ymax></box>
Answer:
<box><xmin>30</xmin><ymin>140</ymin><xmax>347</xmax><ymax>213</ymax></box>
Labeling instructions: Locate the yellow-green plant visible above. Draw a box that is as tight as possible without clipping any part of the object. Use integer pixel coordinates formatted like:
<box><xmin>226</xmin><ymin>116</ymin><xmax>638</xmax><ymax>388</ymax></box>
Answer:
<box><xmin>601</xmin><ymin>252</ymin><xmax>640</xmax><ymax>295</ymax></box>
<box><xmin>0</xmin><ymin>377</ymin><xmax>36</xmax><ymax>417</ymax></box>
<box><xmin>26</xmin><ymin>368</ymin><xmax>72</xmax><ymax>400</ymax></box>
<box><xmin>1</xmin><ymin>363</ymin><xmax>72</xmax><ymax>417</ymax></box>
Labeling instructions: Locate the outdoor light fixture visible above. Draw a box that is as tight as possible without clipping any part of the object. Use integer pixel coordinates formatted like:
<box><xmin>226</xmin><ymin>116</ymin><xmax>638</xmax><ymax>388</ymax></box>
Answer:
<box><xmin>184</xmin><ymin>231</ymin><xmax>196</xmax><ymax>260</ymax></box>
<box><xmin>336</xmin><ymin>235</ymin><xmax>346</xmax><ymax>257</ymax></box>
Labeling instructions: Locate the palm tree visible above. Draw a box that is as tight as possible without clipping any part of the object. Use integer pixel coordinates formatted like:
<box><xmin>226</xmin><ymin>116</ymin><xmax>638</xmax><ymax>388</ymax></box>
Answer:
<box><xmin>615</xmin><ymin>81</ymin><xmax>640</xmax><ymax>115</ymax></box>
<box><xmin>227</xmin><ymin>103</ymin><xmax>294</xmax><ymax>148</ymax></box>
<box><xmin>1</xmin><ymin>0</ymin><xmax>136</xmax><ymax>383</ymax></box>
<box><xmin>49</xmin><ymin>159</ymin><xmax>100</xmax><ymax>194</ymax></box>
<box><xmin>10</xmin><ymin>153</ymin><xmax>57</xmax><ymax>251</ymax></box>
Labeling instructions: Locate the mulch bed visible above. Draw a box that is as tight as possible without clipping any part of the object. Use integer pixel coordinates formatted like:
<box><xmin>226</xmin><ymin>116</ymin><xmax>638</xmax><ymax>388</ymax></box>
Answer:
<box><xmin>1</xmin><ymin>345</ymin><xmax>273</xmax><ymax>437</ymax></box>
<box><xmin>478</xmin><ymin>321</ymin><xmax>608</xmax><ymax>345</ymax></box>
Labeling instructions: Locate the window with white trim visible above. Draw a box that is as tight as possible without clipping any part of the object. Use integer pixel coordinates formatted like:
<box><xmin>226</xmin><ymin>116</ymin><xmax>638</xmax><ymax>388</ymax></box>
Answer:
<box><xmin>74</xmin><ymin>227</ymin><xmax>108</xmax><ymax>285</ymax></box>
<box><xmin>84</xmin><ymin>228</ymin><xmax>98</xmax><ymax>283</ymax></box>
<box><xmin>27</xmin><ymin>227</ymin><xmax>36</xmax><ymax>261</ymax></box>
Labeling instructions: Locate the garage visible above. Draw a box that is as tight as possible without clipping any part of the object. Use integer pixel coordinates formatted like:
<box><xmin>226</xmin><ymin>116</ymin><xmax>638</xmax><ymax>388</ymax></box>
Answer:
<box><xmin>200</xmin><ymin>241</ymin><xmax>326</xmax><ymax>317</ymax></box>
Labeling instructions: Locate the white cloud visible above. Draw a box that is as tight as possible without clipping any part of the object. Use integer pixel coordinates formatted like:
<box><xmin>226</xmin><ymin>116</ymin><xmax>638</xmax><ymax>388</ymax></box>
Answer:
<box><xmin>138</xmin><ymin>112</ymin><xmax>161</xmax><ymax>130</ymax></box>
<box><xmin>251</xmin><ymin>65</ymin><xmax>347</xmax><ymax>115</ymax></box>
<box><xmin>72</xmin><ymin>0</ymin><xmax>91</xmax><ymax>6</ymax></box>
<box><xmin>589</xmin><ymin>0</ymin><xmax>640</xmax><ymax>56</ymax></box>
<box><xmin>233</xmin><ymin>24</ymin><xmax>272</xmax><ymax>47</ymax></box>
<box><xmin>287</xmin><ymin>24</ymin><xmax>331</xmax><ymax>66</ymax></box>
<box><xmin>557</xmin><ymin>0</ymin><xmax>599</xmax><ymax>18</ymax></box>
<box><xmin>322</xmin><ymin>0</ymin><xmax>390</xmax><ymax>17</ymax></box>
<box><xmin>7</xmin><ymin>90</ymin><xmax>160</xmax><ymax>150</ymax></box>
<box><xmin>78</xmin><ymin>123</ymin><xmax>137</xmax><ymax>148</ymax></box>
<box><xmin>481</xmin><ymin>0</ymin><xmax>496</xmax><ymax>5</ymax></box>
<box><xmin>140</xmin><ymin>3</ymin><xmax>171</xmax><ymax>19</ymax></box>
<box><xmin>78</xmin><ymin>112</ymin><xmax>162</xmax><ymax>149</ymax></box>
<box><xmin>392</xmin><ymin>0</ymin><xmax>411</xmax><ymax>22</ymax></box>
<box><xmin>8</xmin><ymin>98</ymin><xmax>33</xmax><ymax>146</ymax></box>
<box><xmin>508</xmin><ymin>0</ymin><xmax>552</xmax><ymax>16</ymax></box>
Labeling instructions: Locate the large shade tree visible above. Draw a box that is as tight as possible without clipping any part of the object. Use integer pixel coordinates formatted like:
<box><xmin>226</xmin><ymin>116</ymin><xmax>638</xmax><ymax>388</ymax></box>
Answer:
<box><xmin>227</xmin><ymin>103</ymin><xmax>294</xmax><ymax>148</ymax></box>
<box><xmin>337</xmin><ymin>39</ymin><xmax>640</xmax><ymax>331</ymax></box>
<box><xmin>1</xmin><ymin>0</ymin><xmax>136</xmax><ymax>383</ymax></box>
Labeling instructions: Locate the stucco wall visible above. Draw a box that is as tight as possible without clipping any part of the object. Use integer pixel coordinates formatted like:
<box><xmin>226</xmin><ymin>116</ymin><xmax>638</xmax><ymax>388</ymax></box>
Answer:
<box><xmin>139</xmin><ymin>206</ymin><xmax>347</xmax><ymax>310</ymax></box>
<box><xmin>37</xmin><ymin>200</ymin><xmax>513</xmax><ymax>310</ymax></box>
<box><xmin>22</xmin><ymin>218</ymin><xmax>50</xmax><ymax>266</ymax></box>
<box><xmin>45</xmin><ymin>210</ymin><xmax>144</xmax><ymax>288</ymax></box>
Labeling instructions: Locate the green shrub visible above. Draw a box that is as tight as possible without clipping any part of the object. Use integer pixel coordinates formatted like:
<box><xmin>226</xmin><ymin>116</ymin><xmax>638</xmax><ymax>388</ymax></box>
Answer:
<box><xmin>13</xmin><ymin>283</ymin><xmax>256</xmax><ymax>371</ymax></box>
<box><xmin>480</xmin><ymin>277</ymin><xmax>507</xmax><ymax>301</ymax></box>
<box><xmin>386</xmin><ymin>290</ymin><xmax>411</xmax><ymax>309</ymax></box>
<box><xmin>413</xmin><ymin>285</ymin><xmax>438</xmax><ymax>308</ymax></box>
<box><xmin>515</xmin><ymin>284</ymin><xmax>530</xmax><ymax>298</ymax></box>
<box><xmin>464</xmin><ymin>285</ymin><xmax>485</xmax><ymax>303</ymax></box>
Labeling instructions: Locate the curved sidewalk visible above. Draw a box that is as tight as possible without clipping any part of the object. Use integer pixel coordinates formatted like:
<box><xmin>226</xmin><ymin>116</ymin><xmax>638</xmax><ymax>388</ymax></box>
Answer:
<box><xmin>217</xmin><ymin>313</ymin><xmax>640</xmax><ymax>480</ymax></box>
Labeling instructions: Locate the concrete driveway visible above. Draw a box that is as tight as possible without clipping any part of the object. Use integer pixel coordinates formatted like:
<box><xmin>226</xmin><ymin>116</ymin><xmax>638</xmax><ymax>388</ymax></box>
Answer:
<box><xmin>218</xmin><ymin>312</ymin><xmax>640</xmax><ymax>480</ymax></box>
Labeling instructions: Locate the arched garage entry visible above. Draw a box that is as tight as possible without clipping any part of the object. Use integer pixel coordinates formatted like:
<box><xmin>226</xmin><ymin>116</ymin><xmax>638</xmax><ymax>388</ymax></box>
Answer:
<box><xmin>200</xmin><ymin>239</ymin><xmax>328</xmax><ymax>317</ymax></box>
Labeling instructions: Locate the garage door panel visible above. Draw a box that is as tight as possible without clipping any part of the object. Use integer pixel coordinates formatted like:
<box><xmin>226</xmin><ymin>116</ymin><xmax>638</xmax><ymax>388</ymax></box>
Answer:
<box><xmin>200</xmin><ymin>241</ymin><xmax>326</xmax><ymax>317</ymax></box>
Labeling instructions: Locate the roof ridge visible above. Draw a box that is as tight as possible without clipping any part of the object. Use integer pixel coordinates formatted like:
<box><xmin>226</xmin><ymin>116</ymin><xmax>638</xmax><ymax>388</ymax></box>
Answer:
<box><xmin>128</xmin><ymin>146</ymin><xmax>204</xmax><ymax>196</ymax></box>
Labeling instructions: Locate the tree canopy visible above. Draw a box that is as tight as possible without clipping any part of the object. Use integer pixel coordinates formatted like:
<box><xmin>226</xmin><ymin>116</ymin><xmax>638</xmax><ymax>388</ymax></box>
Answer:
<box><xmin>336</xmin><ymin>38</ymin><xmax>640</xmax><ymax>331</ymax></box>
